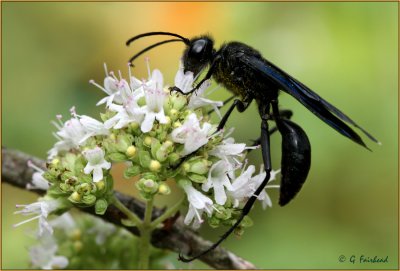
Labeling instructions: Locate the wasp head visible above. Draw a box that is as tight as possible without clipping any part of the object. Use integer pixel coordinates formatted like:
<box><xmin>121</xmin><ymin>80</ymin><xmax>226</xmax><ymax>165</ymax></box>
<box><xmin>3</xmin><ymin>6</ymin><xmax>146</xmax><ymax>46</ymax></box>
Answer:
<box><xmin>182</xmin><ymin>36</ymin><xmax>215</xmax><ymax>76</ymax></box>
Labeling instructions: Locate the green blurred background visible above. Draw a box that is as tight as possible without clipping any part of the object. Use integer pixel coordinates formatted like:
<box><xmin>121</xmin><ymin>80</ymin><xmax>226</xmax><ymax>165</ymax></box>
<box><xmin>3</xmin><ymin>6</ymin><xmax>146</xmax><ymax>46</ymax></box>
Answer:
<box><xmin>2</xmin><ymin>2</ymin><xmax>398</xmax><ymax>269</ymax></box>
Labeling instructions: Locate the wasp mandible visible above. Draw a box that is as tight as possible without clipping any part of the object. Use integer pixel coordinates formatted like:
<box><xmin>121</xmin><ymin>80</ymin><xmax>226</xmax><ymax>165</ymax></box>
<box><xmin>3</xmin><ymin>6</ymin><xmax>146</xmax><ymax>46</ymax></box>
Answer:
<box><xmin>126</xmin><ymin>32</ymin><xmax>379</xmax><ymax>262</ymax></box>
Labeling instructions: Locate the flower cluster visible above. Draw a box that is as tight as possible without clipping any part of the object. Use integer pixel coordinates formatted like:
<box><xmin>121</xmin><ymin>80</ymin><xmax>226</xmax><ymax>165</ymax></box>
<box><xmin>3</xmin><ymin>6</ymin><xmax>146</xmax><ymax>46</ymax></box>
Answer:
<box><xmin>27</xmin><ymin>212</ymin><xmax>169</xmax><ymax>269</ymax></box>
<box><xmin>15</xmin><ymin>60</ymin><xmax>280</xmax><ymax>268</ymax></box>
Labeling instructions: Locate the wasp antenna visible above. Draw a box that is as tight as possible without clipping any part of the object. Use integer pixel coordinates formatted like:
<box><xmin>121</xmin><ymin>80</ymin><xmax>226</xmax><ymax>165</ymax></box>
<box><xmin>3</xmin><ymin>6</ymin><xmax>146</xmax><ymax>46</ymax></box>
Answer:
<box><xmin>126</xmin><ymin>31</ymin><xmax>190</xmax><ymax>46</ymax></box>
<box><xmin>128</xmin><ymin>39</ymin><xmax>184</xmax><ymax>65</ymax></box>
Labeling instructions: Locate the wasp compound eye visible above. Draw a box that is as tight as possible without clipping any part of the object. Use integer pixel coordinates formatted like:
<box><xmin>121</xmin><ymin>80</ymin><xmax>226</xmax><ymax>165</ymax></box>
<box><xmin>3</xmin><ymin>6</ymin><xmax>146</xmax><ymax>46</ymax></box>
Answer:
<box><xmin>189</xmin><ymin>39</ymin><xmax>207</xmax><ymax>59</ymax></box>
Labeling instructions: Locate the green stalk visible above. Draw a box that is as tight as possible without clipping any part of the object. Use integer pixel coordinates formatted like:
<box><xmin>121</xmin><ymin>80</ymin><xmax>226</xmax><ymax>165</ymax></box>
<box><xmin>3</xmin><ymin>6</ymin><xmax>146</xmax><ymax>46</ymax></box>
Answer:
<box><xmin>150</xmin><ymin>196</ymin><xmax>185</xmax><ymax>229</ymax></box>
<box><xmin>112</xmin><ymin>196</ymin><xmax>143</xmax><ymax>232</ymax></box>
<box><xmin>138</xmin><ymin>197</ymin><xmax>154</xmax><ymax>269</ymax></box>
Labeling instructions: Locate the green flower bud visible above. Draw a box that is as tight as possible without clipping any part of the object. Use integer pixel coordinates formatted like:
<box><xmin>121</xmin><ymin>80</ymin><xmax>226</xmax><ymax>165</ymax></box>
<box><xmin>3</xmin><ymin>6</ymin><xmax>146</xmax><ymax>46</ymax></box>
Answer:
<box><xmin>61</xmin><ymin>172</ymin><xmax>75</xmax><ymax>182</ymax></box>
<box><xmin>116</xmin><ymin>134</ymin><xmax>133</xmax><ymax>153</ymax></box>
<box><xmin>169</xmin><ymin>108</ymin><xmax>179</xmax><ymax>121</ymax></box>
<box><xmin>95</xmin><ymin>180</ymin><xmax>106</xmax><ymax>191</ymax></box>
<box><xmin>214</xmin><ymin>205</ymin><xmax>232</xmax><ymax>220</ymax></box>
<box><xmin>149</xmin><ymin>160</ymin><xmax>161</xmax><ymax>172</ymax></box>
<box><xmin>63</xmin><ymin>153</ymin><xmax>79</xmax><ymax>172</ymax></box>
<box><xmin>141</xmin><ymin>172</ymin><xmax>158</xmax><ymax>181</ymax></box>
<box><xmin>240</xmin><ymin>215</ymin><xmax>253</xmax><ymax>228</ymax></box>
<box><xmin>143</xmin><ymin>136</ymin><xmax>152</xmax><ymax>147</ymax></box>
<box><xmin>137</xmin><ymin>178</ymin><xmax>159</xmax><ymax>194</ymax></box>
<box><xmin>124</xmin><ymin>165</ymin><xmax>141</xmax><ymax>179</ymax></box>
<box><xmin>69</xmin><ymin>191</ymin><xmax>82</xmax><ymax>203</ymax></box>
<box><xmin>158</xmin><ymin>183</ymin><xmax>171</xmax><ymax>195</ymax></box>
<box><xmin>150</xmin><ymin>139</ymin><xmax>161</xmax><ymax>158</ymax></box>
<box><xmin>42</xmin><ymin>170</ymin><xmax>58</xmax><ymax>183</ymax></box>
<box><xmin>137</xmin><ymin>96</ymin><xmax>146</xmax><ymax>107</ymax></box>
<box><xmin>182</xmin><ymin>109</ymin><xmax>193</xmax><ymax>119</ymax></box>
<box><xmin>77</xmin><ymin>183</ymin><xmax>91</xmax><ymax>195</ymax></box>
<box><xmin>70</xmin><ymin>229</ymin><xmax>82</xmax><ymax>241</ymax></box>
<box><xmin>95</xmin><ymin>199</ymin><xmax>108</xmax><ymax>215</ymax></box>
<box><xmin>109</xmin><ymin>133</ymin><xmax>116</xmax><ymax>141</ymax></box>
<box><xmin>168</xmin><ymin>153</ymin><xmax>180</xmax><ymax>166</ymax></box>
<box><xmin>64</xmin><ymin>176</ymin><xmax>78</xmax><ymax>186</ymax></box>
<box><xmin>208</xmin><ymin>216</ymin><xmax>221</xmax><ymax>228</ymax></box>
<box><xmin>51</xmin><ymin>158</ymin><xmax>60</xmax><ymax>166</ymax></box>
<box><xmin>188</xmin><ymin>173</ymin><xmax>207</xmax><ymax>183</ymax></box>
<box><xmin>234</xmin><ymin>226</ymin><xmax>245</xmax><ymax>236</ymax></box>
<box><xmin>139</xmin><ymin>150</ymin><xmax>151</xmax><ymax>168</ymax></box>
<box><xmin>73</xmin><ymin>241</ymin><xmax>83</xmax><ymax>252</ymax></box>
<box><xmin>79</xmin><ymin>174</ymin><xmax>92</xmax><ymax>184</ymax></box>
<box><xmin>59</xmin><ymin>183</ymin><xmax>70</xmax><ymax>192</ymax></box>
<box><xmin>182</xmin><ymin>162</ymin><xmax>190</xmax><ymax>172</ymax></box>
<box><xmin>189</xmin><ymin>159</ymin><xmax>210</xmax><ymax>175</ymax></box>
<box><xmin>165</xmin><ymin>116</ymin><xmax>171</xmax><ymax>125</ymax></box>
<box><xmin>177</xmin><ymin>178</ymin><xmax>191</xmax><ymax>188</ymax></box>
<box><xmin>172</xmin><ymin>121</ymin><xmax>182</xmax><ymax>128</ymax></box>
<box><xmin>130</xmin><ymin>122</ymin><xmax>140</xmax><ymax>131</ymax></box>
<box><xmin>126</xmin><ymin>145</ymin><xmax>137</xmax><ymax>158</ymax></box>
<box><xmin>82</xmin><ymin>194</ymin><xmax>96</xmax><ymax>205</ymax></box>
<box><xmin>171</xmin><ymin>95</ymin><xmax>187</xmax><ymax>111</ymax></box>
<box><xmin>107</xmin><ymin>152</ymin><xmax>127</xmax><ymax>162</ymax></box>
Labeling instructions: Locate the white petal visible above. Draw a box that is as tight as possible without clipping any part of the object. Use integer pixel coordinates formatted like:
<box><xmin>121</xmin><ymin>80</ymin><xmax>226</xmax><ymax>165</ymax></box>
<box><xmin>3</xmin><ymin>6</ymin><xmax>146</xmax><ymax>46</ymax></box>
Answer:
<box><xmin>49</xmin><ymin>256</ymin><xmax>69</xmax><ymax>269</ymax></box>
<box><xmin>213</xmin><ymin>182</ymin><xmax>227</xmax><ymax>205</ymax></box>
<box><xmin>141</xmin><ymin>113</ymin><xmax>156</xmax><ymax>133</ymax></box>
<box><xmin>92</xmin><ymin>167</ymin><xmax>103</xmax><ymax>182</ymax></box>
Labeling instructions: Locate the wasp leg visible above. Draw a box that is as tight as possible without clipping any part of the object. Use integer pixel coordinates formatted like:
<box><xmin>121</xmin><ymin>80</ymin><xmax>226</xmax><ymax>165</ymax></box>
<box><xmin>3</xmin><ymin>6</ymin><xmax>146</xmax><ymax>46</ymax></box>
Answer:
<box><xmin>170</xmin><ymin>55</ymin><xmax>222</xmax><ymax>95</ymax></box>
<box><xmin>207</xmin><ymin>95</ymin><xmax>235</xmax><ymax>115</ymax></box>
<box><xmin>249</xmin><ymin>109</ymin><xmax>293</xmax><ymax>152</ymax></box>
<box><xmin>178</xmin><ymin>105</ymin><xmax>273</xmax><ymax>263</ymax></box>
<box><xmin>216</xmin><ymin>96</ymin><xmax>253</xmax><ymax>132</ymax></box>
<box><xmin>271</xmin><ymin>101</ymin><xmax>311</xmax><ymax>206</ymax></box>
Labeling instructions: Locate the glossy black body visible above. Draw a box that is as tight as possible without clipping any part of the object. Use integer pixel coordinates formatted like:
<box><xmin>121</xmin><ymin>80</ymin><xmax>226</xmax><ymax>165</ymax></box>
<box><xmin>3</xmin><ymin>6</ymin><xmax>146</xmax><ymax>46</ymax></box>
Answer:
<box><xmin>277</xmin><ymin>119</ymin><xmax>311</xmax><ymax>206</ymax></box>
<box><xmin>213</xmin><ymin>42</ymin><xmax>279</xmax><ymax>104</ymax></box>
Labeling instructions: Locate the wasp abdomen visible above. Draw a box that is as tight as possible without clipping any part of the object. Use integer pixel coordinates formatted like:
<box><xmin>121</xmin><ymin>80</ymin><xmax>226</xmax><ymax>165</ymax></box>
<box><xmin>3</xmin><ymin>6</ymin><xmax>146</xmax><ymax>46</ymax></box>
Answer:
<box><xmin>278</xmin><ymin>119</ymin><xmax>311</xmax><ymax>206</ymax></box>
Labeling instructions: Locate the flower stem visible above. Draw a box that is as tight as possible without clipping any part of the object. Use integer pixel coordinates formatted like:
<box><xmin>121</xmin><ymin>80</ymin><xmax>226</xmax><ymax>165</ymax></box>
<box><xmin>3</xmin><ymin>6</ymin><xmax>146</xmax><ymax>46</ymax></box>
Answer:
<box><xmin>112</xmin><ymin>196</ymin><xmax>143</xmax><ymax>231</ymax></box>
<box><xmin>138</xmin><ymin>197</ymin><xmax>154</xmax><ymax>269</ymax></box>
<box><xmin>150</xmin><ymin>196</ymin><xmax>185</xmax><ymax>230</ymax></box>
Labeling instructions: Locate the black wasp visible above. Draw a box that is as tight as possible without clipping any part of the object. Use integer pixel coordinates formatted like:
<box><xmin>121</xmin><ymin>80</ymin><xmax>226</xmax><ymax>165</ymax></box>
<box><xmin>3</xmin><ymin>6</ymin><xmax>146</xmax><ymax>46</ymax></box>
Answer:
<box><xmin>126</xmin><ymin>32</ymin><xmax>379</xmax><ymax>262</ymax></box>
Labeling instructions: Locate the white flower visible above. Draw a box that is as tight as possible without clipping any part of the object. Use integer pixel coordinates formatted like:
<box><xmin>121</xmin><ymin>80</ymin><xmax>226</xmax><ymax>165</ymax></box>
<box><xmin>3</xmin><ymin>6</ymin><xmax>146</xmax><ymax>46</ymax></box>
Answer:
<box><xmin>48</xmin><ymin>112</ymin><xmax>109</xmax><ymax>159</ymax></box>
<box><xmin>83</xmin><ymin>146</ymin><xmax>111</xmax><ymax>182</ymax></box>
<box><xmin>179</xmin><ymin>180</ymin><xmax>213</xmax><ymax>229</ymax></box>
<box><xmin>229</xmin><ymin>166</ymin><xmax>280</xmax><ymax>209</ymax></box>
<box><xmin>29</xmin><ymin>231</ymin><xmax>68</xmax><ymax>269</ymax></box>
<box><xmin>26</xmin><ymin>160</ymin><xmax>50</xmax><ymax>190</ymax></box>
<box><xmin>250</xmin><ymin>169</ymin><xmax>280</xmax><ymax>209</ymax></box>
<box><xmin>228</xmin><ymin>165</ymin><xmax>256</xmax><ymax>207</ymax></box>
<box><xmin>187</xmin><ymin>80</ymin><xmax>223</xmax><ymax>117</ymax></box>
<box><xmin>79</xmin><ymin>115</ymin><xmax>110</xmax><ymax>141</ymax></box>
<box><xmin>49</xmin><ymin>212</ymin><xmax>76</xmax><ymax>231</ymax></box>
<box><xmin>175</xmin><ymin>61</ymin><xmax>223</xmax><ymax>115</ymax></box>
<box><xmin>137</xmin><ymin>70</ymin><xmax>168</xmax><ymax>133</ymax></box>
<box><xmin>48</xmin><ymin>117</ymin><xmax>86</xmax><ymax>159</ymax></box>
<box><xmin>202</xmin><ymin>160</ymin><xmax>234</xmax><ymax>205</ymax></box>
<box><xmin>171</xmin><ymin>113</ymin><xmax>214</xmax><ymax>155</ymax></box>
<box><xmin>104</xmin><ymin>98</ymin><xmax>144</xmax><ymax>129</ymax></box>
<box><xmin>174</xmin><ymin>61</ymin><xmax>195</xmax><ymax>94</ymax></box>
<box><xmin>209</xmin><ymin>137</ymin><xmax>251</xmax><ymax>169</ymax></box>
<box><xmin>14</xmin><ymin>198</ymin><xmax>62</xmax><ymax>236</ymax></box>
<box><xmin>87</xmin><ymin>216</ymin><xmax>117</xmax><ymax>245</ymax></box>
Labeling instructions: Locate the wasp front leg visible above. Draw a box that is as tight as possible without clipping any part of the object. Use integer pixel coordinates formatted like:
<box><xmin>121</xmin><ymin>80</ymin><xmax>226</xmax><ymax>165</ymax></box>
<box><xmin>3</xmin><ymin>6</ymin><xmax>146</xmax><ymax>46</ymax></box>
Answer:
<box><xmin>170</xmin><ymin>55</ymin><xmax>222</xmax><ymax>95</ymax></box>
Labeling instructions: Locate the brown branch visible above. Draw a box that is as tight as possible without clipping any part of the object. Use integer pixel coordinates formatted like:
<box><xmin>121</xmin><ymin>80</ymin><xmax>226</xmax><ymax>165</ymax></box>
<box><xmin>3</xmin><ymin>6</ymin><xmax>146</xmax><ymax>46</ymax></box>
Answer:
<box><xmin>1</xmin><ymin>147</ymin><xmax>256</xmax><ymax>270</ymax></box>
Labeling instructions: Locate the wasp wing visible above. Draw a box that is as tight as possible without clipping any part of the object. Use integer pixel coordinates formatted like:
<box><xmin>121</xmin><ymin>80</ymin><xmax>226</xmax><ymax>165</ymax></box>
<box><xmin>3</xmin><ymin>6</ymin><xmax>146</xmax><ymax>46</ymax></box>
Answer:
<box><xmin>239</xmin><ymin>55</ymin><xmax>378</xmax><ymax>149</ymax></box>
